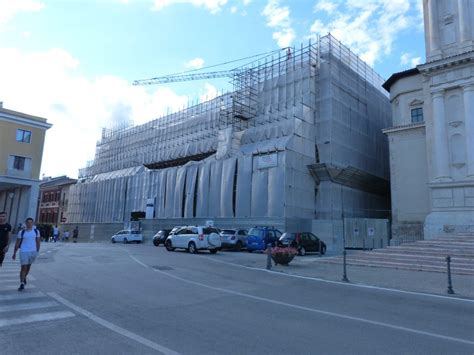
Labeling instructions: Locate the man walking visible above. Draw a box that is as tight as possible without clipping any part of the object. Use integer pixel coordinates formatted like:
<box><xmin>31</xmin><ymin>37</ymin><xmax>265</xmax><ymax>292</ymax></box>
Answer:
<box><xmin>72</xmin><ymin>226</ymin><xmax>79</xmax><ymax>243</ymax></box>
<box><xmin>0</xmin><ymin>211</ymin><xmax>12</xmax><ymax>267</ymax></box>
<box><xmin>12</xmin><ymin>217</ymin><xmax>40</xmax><ymax>291</ymax></box>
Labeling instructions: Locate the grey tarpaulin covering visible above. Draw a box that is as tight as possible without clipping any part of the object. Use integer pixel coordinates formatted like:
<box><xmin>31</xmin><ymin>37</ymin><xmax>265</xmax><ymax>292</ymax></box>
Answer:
<box><xmin>165</xmin><ymin>168</ymin><xmax>177</xmax><ymax>218</ymax></box>
<box><xmin>220</xmin><ymin>157</ymin><xmax>236</xmax><ymax>217</ymax></box>
<box><xmin>196</xmin><ymin>163</ymin><xmax>210</xmax><ymax>217</ymax></box>
<box><xmin>184</xmin><ymin>164</ymin><xmax>198</xmax><ymax>217</ymax></box>
<box><xmin>251</xmin><ymin>165</ymin><xmax>268</xmax><ymax>217</ymax></box>
<box><xmin>268</xmin><ymin>153</ymin><xmax>285</xmax><ymax>216</ymax></box>
<box><xmin>174</xmin><ymin>166</ymin><xmax>186</xmax><ymax>217</ymax></box>
<box><xmin>208</xmin><ymin>160</ymin><xmax>223</xmax><ymax>217</ymax></box>
<box><xmin>235</xmin><ymin>155</ymin><xmax>252</xmax><ymax>217</ymax></box>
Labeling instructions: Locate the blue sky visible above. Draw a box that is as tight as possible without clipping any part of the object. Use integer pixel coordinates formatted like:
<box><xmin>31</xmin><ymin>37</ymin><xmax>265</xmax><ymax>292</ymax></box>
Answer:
<box><xmin>0</xmin><ymin>0</ymin><xmax>425</xmax><ymax>178</ymax></box>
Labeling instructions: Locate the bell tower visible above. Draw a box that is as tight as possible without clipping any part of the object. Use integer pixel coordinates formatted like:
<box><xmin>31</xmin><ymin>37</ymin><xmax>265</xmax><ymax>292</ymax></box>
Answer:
<box><xmin>423</xmin><ymin>0</ymin><xmax>473</xmax><ymax>61</ymax></box>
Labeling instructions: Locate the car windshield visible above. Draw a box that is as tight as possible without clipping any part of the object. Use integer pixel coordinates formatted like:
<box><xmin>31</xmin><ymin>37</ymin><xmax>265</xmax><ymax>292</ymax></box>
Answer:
<box><xmin>248</xmin><ymin>228</ymin><xmax>264</xmax><ymax>238</ymax></box>
<box><xmin>221</xmin><ymin>229</ymin><xmax>235</xmax><ymax>234</ymax></box>
<box><xmin>280</xmin><ymin>233</ymin><xmax>295</xmax><ymax>240</ymax></box>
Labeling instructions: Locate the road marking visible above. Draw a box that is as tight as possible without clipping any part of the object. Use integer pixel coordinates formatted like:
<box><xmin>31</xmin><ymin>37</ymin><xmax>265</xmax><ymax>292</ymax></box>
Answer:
<box><xmin>201</xmin><ymin>255</ymin><xmax>474</xmax><ymax>304</ymax></box>
<box><xmin>1</xmin><ymin>285</ymin><xmax>36</xmax><ymax>290</ymax></box>
<box><xmin>0</xmin><ymin>311</ymin><xmax>74</xmax><ymax>327</ymax></box>
<box><xmin>149</xmin><ymin>264</ymin><xmax>474</xmax><ymax>346</ymax></box>
<box><xmin>0</xmin><ymin>301</ymin><xmax>58</xmax><ymax>312</ymax></box>
<box><xmin>0</xmin><ymin>292</ymin><xmax>46</xmax><ymax>301</ymax></box>
<box><xmin>48</xmin><ymin>292</ymin><xmax>180</xmax><ymax>355</ymax></box>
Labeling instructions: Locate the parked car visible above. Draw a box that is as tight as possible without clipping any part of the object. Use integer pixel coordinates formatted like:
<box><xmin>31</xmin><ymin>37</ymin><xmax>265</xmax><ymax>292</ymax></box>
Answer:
<box><xmin>246</xmin><ymin>226</ymin><xmax>282</xmax><ymax>252</ymax></box>
<box><xmin>220</xmin><ymin>229</ymin><xmax>248</xmax><ymax>250</ymax></box>
<box><xmin>278</xmin><ymin>232</ymin><xmax>326</xmax><ymax>255</ymax></box>
<box><xmin>153</xmin><ymin>229</ymin><xmax>172</xmax><ymax>246</ymax></box>
<box><xmin>111</xmin><ymin>230</ymin><xmax>143</xmax><ymax>244</ymax></box>
<box><xmin>165</xmin><ymin>226</ymin><xmax>221</xmax><ymax>254</ymax></box>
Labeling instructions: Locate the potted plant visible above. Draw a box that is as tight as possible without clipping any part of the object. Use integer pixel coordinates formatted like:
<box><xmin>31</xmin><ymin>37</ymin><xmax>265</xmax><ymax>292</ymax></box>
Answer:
<box><xmin>270</xmin><ymin>246</ymin><xmax>298</xmax><ymax>266</ymax></box>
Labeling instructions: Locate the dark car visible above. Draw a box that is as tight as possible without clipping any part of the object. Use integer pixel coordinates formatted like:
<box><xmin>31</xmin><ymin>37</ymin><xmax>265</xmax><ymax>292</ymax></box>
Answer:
<box><xmin>152</xmin><ymin>229</ymin><xmax>172</xmax><ymax>246</ymax></box>
<box><xmin>246</xmin><ymin>226</ymin><xmax>282</xmax><ymax>252</ymax></box>
<box><xmin>278</xmin><ymin>232</ymin><xmax>326</xmax><ymax>256</ymax></box>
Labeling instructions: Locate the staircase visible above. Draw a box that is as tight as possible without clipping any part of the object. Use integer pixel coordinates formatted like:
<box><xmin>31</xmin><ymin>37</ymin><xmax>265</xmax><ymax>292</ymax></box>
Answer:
<box><xmin>321</xmin><ymin>234</ymin><xmax>474</xmax><ymax>275</ymax></box>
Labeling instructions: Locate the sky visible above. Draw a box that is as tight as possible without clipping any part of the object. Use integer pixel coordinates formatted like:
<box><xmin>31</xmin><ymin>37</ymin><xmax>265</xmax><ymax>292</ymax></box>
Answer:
<box><xmin>0</xmin><ymin>0</ymin><xmax>425</xmax><ymax>179</ymax></box>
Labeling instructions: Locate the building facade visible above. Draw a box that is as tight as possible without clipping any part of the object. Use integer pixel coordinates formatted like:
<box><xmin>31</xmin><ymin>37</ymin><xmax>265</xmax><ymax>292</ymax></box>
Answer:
<box><xmin>68</xmin><ymin>35</ymin><xmax>392</xmax><ymax>250</ymax></box>
<box><xmin>383</xmin><ymin>0</ymin><xmax>474</xmax><ymax>240</ymax></box>
<box><xmin>0</xmin><ymin>103</ymin><xmax>52</xmax><ymax>231</ymax></box>
<box><xmin>37</xmin><ymin>176</ymin><xmax>77</xmax><ymax>225</ymax></box>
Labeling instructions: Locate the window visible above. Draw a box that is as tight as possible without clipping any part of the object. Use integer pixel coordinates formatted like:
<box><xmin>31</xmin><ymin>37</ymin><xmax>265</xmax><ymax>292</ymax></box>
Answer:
<box><xmin>411</xmin><ymin>108</ymin><xmax>423</xmax><ymax>123</ymax></box>
<box><xmin>13</xmin><ymin>156</ymin><xmax>26</xmax><ymax>170</ymax></box>
<box><xmin>16</xmin><ymin>129</ymin><xmax>31</xmax><ymax>143</ymax></box>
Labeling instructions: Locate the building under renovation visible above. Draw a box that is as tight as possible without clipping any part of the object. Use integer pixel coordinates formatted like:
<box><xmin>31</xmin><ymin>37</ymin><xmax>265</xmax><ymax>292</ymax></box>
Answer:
<box><xmin>68</xmin><ymin>34</ymin><xmax>392</xmax><ymax>247</ymax></box>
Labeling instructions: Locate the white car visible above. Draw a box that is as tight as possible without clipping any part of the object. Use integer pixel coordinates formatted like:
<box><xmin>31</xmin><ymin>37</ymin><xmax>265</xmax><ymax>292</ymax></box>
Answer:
<box><xmin>165</xmin><ymin>226</ymin><xmax>221</xmax><ymax>254</ymax></box>
<box><xmin>111</xmin><ymin>230</ymin><xmax>143</xmax><ymax>244</ymax></box>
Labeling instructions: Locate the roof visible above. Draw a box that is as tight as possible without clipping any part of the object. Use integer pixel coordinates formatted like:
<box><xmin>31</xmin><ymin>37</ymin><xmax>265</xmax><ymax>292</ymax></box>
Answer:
<box><xmin>382</xmin><ymin>68</ymin><xmax>419</xmax><ymax>92</ymax></box>
<box><xmin>40</xmin><ymin>176</ymin><xmax>77</xmax><ymax>188</ymax></box>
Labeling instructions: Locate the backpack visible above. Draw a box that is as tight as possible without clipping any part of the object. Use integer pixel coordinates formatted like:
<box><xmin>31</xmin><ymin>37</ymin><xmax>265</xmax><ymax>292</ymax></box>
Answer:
<box><xmin>19</xmin><ymin>228</ymin><xmax>39</xmax><ymax>248</ymax></box>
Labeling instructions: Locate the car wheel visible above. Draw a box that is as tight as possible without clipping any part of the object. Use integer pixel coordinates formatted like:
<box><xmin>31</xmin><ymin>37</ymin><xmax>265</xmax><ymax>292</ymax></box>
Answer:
<box><xmin>165</xmin><ymin>240</ymin><xmax>175</xmax><ymax>251</ymax></box>
<box><xmin>123</xmin><ymin>238</ymin><xmax>128</xmax><ymax>244</ymax></box>
<box><xmin>247</xmin><ymin>249</ymin><xmax>253</xmax><ymax>253</ymax></box>
<box><xmin>111</xmin><ymin>237</ymin><xmax>116</xmax><ymax>244</ymax></box>
<box><xmin>321</xmin><ymin>245</ymin><xmax>326</xmax><ymax>255</ymax></box>
<box><xmin>298</xmin><ymin>247</ymin><xmax>306</xmax><ymax>256</ymax></box>
<box><xmin>209</xmin><ymin>249</ymin><xmax>218</xmax><ymax>254</ymax></box>
<box><xmin>235</xmin><ymin>241</ymin><xmax>243</xmax><ymax>251</ymax></box>
<box><xmin>188</xmin><ymin>242</ymin><xmax>197</xmax><ymax>254</ymax></box>
<box><xmin>153</xmin><ymin>240</ymin><xmax>159</xmax><ymax>247</ymax></box>
<box><xmin>136</xmin><ymin>240</ymin><xmax>141</xmax><ymax>244</ymax></box>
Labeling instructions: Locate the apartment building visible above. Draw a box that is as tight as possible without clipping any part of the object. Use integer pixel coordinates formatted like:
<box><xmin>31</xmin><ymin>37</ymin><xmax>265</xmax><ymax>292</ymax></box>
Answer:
<box><xmin>37</xmin><ymin>175</ymin><xmax>77</xmax><ymax>225</ymax></box>
<box><xmin>0</xmin><ymin>103</ymin><xmax>52</xmax><ymax>232</ymax></box>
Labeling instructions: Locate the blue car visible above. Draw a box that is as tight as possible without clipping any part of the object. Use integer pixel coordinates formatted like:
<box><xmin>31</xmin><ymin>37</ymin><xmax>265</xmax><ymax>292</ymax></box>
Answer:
<box><xmin>246</xmin><ymin>226</ymin><xmax>283</xmax><ymax>252</ymax></box>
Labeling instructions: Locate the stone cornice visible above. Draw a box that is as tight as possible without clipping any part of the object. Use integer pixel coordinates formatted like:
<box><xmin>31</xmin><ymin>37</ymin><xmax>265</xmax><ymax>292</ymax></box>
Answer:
<box><xmin>382</xmin><ymin>122</ymin><xmax>425</xmax><ymax>134</ymax></box>
<box><xmin>418</xmin><ymin>50</ymin><xmax>474</xmax><ymax>74</ymax></box>
<box><xmin>428</xmin><ymin>180</ymin><xmax>474</xmax><ymax>188</ymax></box>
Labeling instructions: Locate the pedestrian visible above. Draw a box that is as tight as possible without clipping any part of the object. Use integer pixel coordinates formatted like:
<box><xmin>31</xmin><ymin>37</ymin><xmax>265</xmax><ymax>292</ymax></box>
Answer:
<box><xmin>52</xmin><ymin>225</ymin><xmax>59</xmax><ymax>243</ymax></box>
<box><xmin>72</xmin><ymin>226</ymin><xmax>79</xmax><ymax>243</ymax></box>
<box><xmin>0</xmin><ymin>211</ymin><xmax>12</xmax><ymax>267</ymax></box>
<box><xmin>12</xmin><ymin>217</ymin><xmax>41</xmax><ymax>291</ymax></box>
<box><xmin>63</xmin><ymin>229</ymin><xmax>69</xmax><ymax>242</ymax></box>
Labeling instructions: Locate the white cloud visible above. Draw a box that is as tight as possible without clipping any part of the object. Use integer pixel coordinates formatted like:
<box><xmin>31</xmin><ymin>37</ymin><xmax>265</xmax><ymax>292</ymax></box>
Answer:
<box><xmin>308</xmin><ymin>0</ymin><xmax>420</xmax><ymax>67</ymax></box>
<box><xmin>0</xmin><ymin>0</ymin><xmax>44</xmax><ymax>25</ymax></box>
<box><xmin>199</xmin><ymin>83</ymin><xmax>219</xmax><ymax>102</ymax></box>
<box><xmin>185</xmin><ymin>57</ymin><xmax>205</xmax><ymax>69</ymax></box>
<box><xmin>0</xmin><ymin>47</ymin><xmax>188</xmax><ymax>178</ymax></box>
<box><xmin>400</xmin><ymin>52</ymin><xmax>421</xmax><ymax>67</ymax></box>
<box><xmin>262</xmin><ymin>0</ymin><xmax>295</xmax><ymax>48</ymax></box>
<box><xmin>151</xmin><ymin>0</ymin><xmax>228</xmax><ymax>14</ymax></box>
<box><xmin>314</xmin><ymin>0</ymin><xmax>338</xmax><ymax>14</ymax></box>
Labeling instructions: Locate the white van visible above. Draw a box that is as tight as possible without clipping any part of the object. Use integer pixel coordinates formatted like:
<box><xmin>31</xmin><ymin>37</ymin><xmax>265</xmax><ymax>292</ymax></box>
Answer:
<box><xmin>111</xmin><ymin>230</ymin><xmax>143</xmax><ymax>244</ymax></box>
<box><xmin>165</xmin><ymin>226</ymin><xmax>221</xmax><ymax>253</ymax></box>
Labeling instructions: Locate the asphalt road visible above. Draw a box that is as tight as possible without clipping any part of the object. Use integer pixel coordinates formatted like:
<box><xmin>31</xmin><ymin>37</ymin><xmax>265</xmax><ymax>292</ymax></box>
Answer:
<box><xmin>0</xmin><ymin>242</ymin><xmax>473</xmax><ymax>355</ymax></box>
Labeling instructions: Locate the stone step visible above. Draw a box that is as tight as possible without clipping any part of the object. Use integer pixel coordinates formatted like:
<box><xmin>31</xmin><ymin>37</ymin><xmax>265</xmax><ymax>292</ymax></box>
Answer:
<box><xmin>373</xmin><ymin>248</ymin><xmax>474</xmax><ymax>258</ymax></box>
<box><xmin>320</xmin><ymin>257</ymin><xmax>474</xmax><ymax>275</ymax></box>
<box><xmin>345</xmin><ymin>253</ymin><xmax>474</xmax><ymax>268</ymax></box>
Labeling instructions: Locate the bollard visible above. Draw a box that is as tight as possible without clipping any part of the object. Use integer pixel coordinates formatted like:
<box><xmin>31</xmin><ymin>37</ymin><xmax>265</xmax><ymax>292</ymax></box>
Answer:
<box><xmin>380</xmin><ymin>238</ymin><xmax>383</xmax><ymax>248</ymax></box>
<box><xmin>266</xmin><ymin>243</ymin><xmax>272</xmax><ymax>270</ymax></box>
<box><xmin>446</xmin><ymin>256</ymin><xmax>455</xmax><ymax>294</ymax></box>
<box><xmin>342</xmin><ymin>249</ymin><xmax>349</xmax><ymax>282</ymax></box>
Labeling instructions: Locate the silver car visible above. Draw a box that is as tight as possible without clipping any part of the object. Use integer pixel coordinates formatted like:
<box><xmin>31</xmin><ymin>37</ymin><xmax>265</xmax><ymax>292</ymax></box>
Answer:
<box><xmin>219</xmin><ymin>229</ymin><xmax>248</xmax><ymax>250</ymax></box>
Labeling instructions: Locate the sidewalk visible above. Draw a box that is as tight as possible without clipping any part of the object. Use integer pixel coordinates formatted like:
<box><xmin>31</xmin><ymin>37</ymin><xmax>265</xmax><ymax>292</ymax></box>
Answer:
<box><xmin>268</xmin><ymin>255</ymin><xmax>474</xmax><ymax>299</ymax></box>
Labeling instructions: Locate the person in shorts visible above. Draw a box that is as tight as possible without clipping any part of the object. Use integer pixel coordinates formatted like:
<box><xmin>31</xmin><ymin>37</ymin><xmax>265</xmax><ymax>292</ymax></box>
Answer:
<box><xmin>12</xmin><ymin>217</ymin><xmax>41</xmax><ymax>291</ymax></box>
<box><xmin>0</xmin><ymin>211</ymin><xmax>12</xmax><ymax>267</ymax></box>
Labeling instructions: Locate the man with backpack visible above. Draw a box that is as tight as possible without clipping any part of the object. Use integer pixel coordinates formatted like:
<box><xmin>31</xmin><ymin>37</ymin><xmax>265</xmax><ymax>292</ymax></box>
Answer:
<box><xmin>0</xmin><ymin>211</ymin><xmax>11</xmax><ymax>267</ymax></box>
<box><xmin>12</xmin><ymin>217</ymin><xmax>41</xmax><ymax>291</ymax></box>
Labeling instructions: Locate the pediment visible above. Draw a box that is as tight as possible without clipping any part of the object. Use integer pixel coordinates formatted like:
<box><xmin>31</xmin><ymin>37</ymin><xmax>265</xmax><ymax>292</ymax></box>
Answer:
<box><xmin>409</xmin><ymin>99</ymin><xmax>423</xmax><ymax>106</ymax></box>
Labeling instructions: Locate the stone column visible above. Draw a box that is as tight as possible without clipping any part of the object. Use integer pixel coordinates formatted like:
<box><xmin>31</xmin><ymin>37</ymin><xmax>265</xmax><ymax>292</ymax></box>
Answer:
<box><xmin>27</xmin><ymin>182</ymin><xmax>40</xmax><ymax>220</ymax></box>
<box><xmin>432</xmin><ymin>90</ymin><xmax>451</xmax><ymax>180</ymax></box>
<box><xmin>428</xmin><ymin>0</ymin><xmax>440</xmax><ymax>55</ymax></box>
<box><xmin>463</xmin><ymin>84</ymin><xmax>474</xmax><ymax>177</ymax></box>
<box><xmin>457</xmin><ymin>0</ymin><xmax>470</xmax><ymax>43</ymax></box>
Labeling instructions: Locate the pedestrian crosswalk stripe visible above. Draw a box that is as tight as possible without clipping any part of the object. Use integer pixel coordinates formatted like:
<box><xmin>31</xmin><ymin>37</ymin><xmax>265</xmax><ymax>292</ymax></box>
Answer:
<box><xmin>0</xmin><ymin>292</ymin><xmax>45</xmax><ymax>301</ymax></box>
<box><xmin>0</xmin><ymin>301</ymin><xmax>58</xmax><ymax>313</ymax></box>
<box><xmin>0</xmin><ymin>285</ymin><xmax>36</xmax><ymax>290</ymax></box>
<box><xmin>0</xmin><ymin>311</ymin><xmax>75</xmax><ymax>327</ymax></box>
